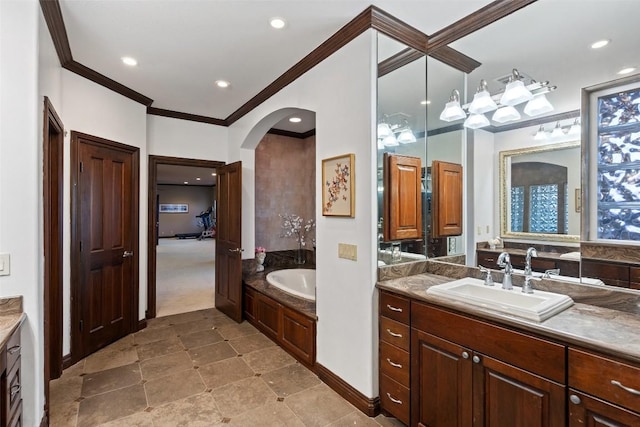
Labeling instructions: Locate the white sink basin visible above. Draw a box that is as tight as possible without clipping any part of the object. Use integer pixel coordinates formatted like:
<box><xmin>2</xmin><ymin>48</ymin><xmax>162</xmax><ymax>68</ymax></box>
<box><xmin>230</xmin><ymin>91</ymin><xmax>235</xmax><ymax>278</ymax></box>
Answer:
<box><xmin>426</xmin><ymin>277</ymin><xmax>574</xmax><ymax>322</ymax></box>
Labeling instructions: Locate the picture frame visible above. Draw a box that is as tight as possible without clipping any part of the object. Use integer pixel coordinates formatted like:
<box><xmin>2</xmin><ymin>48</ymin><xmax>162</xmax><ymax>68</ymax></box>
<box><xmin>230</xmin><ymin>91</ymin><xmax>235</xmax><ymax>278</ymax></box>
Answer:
<box><xmin>322</xmin><ymin>153</ymin><xmax>355</xmax><ymax>217</ymax></box>
<box><xmin>159</xmin><ymin>203</ymin><xmax>189</xmax><ymax>213</ymax></box>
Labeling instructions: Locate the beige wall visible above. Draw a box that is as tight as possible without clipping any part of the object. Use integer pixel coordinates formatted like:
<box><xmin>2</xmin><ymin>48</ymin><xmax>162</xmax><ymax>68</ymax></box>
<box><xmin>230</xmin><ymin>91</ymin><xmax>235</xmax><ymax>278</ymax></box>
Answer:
<box><xmin>255</xmin><ymin>133</ymin><xmax>316</xmax><ymax>251</ymax></box>
<box><xmin>158</xmin><ymin>185</ymin><xmax>215</xmax><ymax>237</ymax></box>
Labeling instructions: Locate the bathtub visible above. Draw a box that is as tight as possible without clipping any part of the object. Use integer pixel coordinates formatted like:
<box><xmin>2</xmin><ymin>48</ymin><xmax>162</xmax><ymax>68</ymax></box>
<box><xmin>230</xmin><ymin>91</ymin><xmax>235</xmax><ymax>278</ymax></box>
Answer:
<box><xmin>266</xmin><ymin>269</ymin><xmax>316</xmax><ymax>301</ymax></box>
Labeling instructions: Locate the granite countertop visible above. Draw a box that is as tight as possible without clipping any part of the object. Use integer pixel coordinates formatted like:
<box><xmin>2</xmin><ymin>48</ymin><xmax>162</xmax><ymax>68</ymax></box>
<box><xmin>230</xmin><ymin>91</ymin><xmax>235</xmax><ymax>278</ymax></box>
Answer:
<box><xmin>0</xmin><ymin>297</ymin><xmax>25</xmax><ymax>350</ymax></box>
<box><xmin>377</xmin><ymin>273</ymin><xmax>640</xmax><ymax>364</ymax></box>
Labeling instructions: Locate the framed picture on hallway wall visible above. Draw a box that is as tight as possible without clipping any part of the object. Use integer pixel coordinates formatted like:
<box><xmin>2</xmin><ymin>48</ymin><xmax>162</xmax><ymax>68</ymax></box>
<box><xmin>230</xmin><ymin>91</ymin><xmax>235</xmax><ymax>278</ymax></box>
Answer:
<box><xmin>159</xmin><ymin>203</ymin><xmax>189</xmax><ymax>213</ymax></box>
<box><xmin>322</xmin><ymin>153</ymin><xmax>355</xmax><ymax>217</ymax></box>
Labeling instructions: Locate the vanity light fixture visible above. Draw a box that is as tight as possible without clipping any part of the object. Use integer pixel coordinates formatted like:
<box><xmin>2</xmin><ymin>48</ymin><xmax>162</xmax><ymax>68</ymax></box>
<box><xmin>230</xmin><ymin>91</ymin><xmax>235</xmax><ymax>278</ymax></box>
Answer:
<box><xmin>397</xmin><ymin>124</ymin><xmax>417</xmax><ymax>144</ymax></box>
<box><xmin>382</xmin><ymin>134</ymin><xmax>399</xmax><ymax>147</ymax></box>
<box><xmin>289</xmin><ymin>117</ymin><xmax>302</xmax><ymax>123</ymax></box>
<box><xmin>377</xmin><ymin>122</ymin><xmax>393</xmax><ymax>139</ymax></box>
<box><xmin>439</xmin><ymin>90</ymin><xmax>466</xmax><ymax>122</ymax></box>
<box><xmin>492</xmin><ymin>106</ymin><xmax>521</xmax><ymax>123</ymax></box>
<box><xmin>500</xmin><ymin>69</ymin><xmax>533</xmax><ymax>106</ymax></box>
<box><xmin>523</xmin><ymin>93</ymin><xmax>554</xmax><ymax>117</ymax></box>
<box><xmin>591</xmin><ymin>39</ymin><xmax>610</xmax><ymax>49</ymax></box>
<box><xmin>568</xmin><ymin>118</ymin><xmax>581</xmax><ymax>135</ymax></box>
<box><xmin>550</xmin><ymin>121</ymin><xmax>565</xmax><ymax>138</ymax></box>
<box><xmin>464</xmin><ymin>113</ymin><xmax>491</xmax><ymax>129</ymax></box>
<box><xmin>468</xmin><ymin>80</ymin><xmax>498</xmax><ymax>114</ymax></box>
<box><xmin>378</xmin><ymin>114</ymin><xmax>417</xmax><ymax>148</ymax></box>
<box><xmin>533</xmin><ymin>125</ymin><xmax>548</xmax><ymax>141</ymax></box>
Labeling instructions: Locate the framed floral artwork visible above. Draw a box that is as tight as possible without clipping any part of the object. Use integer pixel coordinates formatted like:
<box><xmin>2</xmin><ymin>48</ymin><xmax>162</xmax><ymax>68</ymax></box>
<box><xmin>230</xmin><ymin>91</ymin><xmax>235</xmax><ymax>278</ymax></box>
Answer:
<box><xmin>322</xmin><ymin>153</ymin><xmax>355</xmax><ymax>217</ymax></box>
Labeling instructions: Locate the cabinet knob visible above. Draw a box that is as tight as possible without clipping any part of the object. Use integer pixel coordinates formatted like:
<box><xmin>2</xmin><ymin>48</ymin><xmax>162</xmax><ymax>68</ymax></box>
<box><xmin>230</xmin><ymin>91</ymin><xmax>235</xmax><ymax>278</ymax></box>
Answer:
<box><xmin>461</xmin><ymin>351</ymin><xmax>469</xmax><ymax>359</ymax></box>
<box><xmin>472</xmin><ymin>355</ymin><xmax>481</xmax><ymax>364</ymax></box>
<box><xmin>569</xmin><ymin>394</ymin><xmax>581</xmax><ymax>405</ymax></box>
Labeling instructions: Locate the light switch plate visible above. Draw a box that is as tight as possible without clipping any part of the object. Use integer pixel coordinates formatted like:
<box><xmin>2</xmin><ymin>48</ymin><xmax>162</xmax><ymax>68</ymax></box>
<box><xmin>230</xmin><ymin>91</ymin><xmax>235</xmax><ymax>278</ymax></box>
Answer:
<box><xmin>338</xmin><ymin>243</ymin><xmax>357</xmax><ymax>261</ymax></box>
<box><xmin>0</xmin><ymin>253</ymin><xmax>10</xmax><ymax>276</ymax></box>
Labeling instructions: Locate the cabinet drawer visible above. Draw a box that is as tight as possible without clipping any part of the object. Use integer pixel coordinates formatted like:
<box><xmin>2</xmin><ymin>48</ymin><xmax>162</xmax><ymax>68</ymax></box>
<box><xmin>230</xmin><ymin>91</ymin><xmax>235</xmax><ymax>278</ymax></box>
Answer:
<box><xmin>6</xmin><ymin>356</ymin><xmax>21</xmax><ymax>422</ymax></box>
<box><xmin>380</xmin><ymin>316</ymin><xmax>409</xmax><ymax>351</ymax></box>
<box><xmin>380</xmin><ymin>341</ymin><xmax>409</xmax><ymax>387</ymax></box>
<box><xmin>380</xmin><ymin>292</ymin><xmax>410</xmax><ymax>324</ymax></box>
<box><xmin>412</xmin><ymin>302</ymin><xmax>565</xmax><ymax>383</ymax></box>
<box><xmin>6</xmin><ymin>329</ymin><xmax>20</xmax><ymax>372</ymax></box>
<box><xmin>569</xmin><ymin>348</ymin><xmax>640</xmax><ymax>413</ymax></box>
<box><xmin>630</xmin><ymin>266</ymin><xmax>640</xmax><ymax>283</ymax></box>
<box><xmin>380</xmin><ymin>374</ymin><xmax>410</xmax><ymax>426</ymax></box>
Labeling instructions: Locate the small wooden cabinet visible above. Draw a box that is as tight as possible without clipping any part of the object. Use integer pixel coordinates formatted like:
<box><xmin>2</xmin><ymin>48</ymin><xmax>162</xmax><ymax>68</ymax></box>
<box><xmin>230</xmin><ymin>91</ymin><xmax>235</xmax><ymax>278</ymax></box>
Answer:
<box><xmin>1</xmin><ymin>327</ymin><xmax>21</xmax><ymax>427</ymax></box>
<box><xmin>383</xmin><ymin>153</ymin><xmax>422</xmax><ymax>241</ymax></box>
<box><xmin>431</xmin><ymin>160</ymin><xmax>462</xmax><ymax>237</ymax></box>
<box><xmin>243</xmin><ymin>287</ymin><xmax>316</xmax><ymax>368</ymax></box>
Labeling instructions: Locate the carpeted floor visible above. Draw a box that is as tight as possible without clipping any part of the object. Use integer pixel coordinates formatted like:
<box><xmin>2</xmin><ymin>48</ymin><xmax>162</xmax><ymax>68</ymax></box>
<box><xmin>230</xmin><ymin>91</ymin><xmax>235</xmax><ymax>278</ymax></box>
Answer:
<box><xmin>156</xmin><ymin>238</ymin><xmax>216</xmax><ymax>317</ymax></box>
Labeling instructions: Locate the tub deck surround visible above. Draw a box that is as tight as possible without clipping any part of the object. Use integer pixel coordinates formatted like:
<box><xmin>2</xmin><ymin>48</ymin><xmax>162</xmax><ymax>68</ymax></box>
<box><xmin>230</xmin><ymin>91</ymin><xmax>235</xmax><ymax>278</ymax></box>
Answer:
<box><xmin>0</xmin><ymin>297</ymin><xmax>25</xmax><ymax>348</ymax></box>
<box><xmin>377</xmin><ymin>272</ymin><xmax>640</xmax><ymax>364</ymax></box>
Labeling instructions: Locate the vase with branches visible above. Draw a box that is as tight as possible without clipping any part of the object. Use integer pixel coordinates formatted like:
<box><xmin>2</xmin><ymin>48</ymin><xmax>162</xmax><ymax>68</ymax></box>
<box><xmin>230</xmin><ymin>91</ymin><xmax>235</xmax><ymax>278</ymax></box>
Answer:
<box><xmin>280</xmin><ymin>213</ymin><xmax>315</xmax><ymax>264</ymax></box>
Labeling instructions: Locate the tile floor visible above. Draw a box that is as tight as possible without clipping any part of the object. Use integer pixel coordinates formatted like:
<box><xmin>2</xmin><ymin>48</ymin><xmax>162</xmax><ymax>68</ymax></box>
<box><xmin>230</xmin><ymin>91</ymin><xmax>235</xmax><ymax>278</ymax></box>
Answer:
<box><xmin>50</xmin><ymin>308</ymin><xmax>404</xmax><ymax>427</ymax></box>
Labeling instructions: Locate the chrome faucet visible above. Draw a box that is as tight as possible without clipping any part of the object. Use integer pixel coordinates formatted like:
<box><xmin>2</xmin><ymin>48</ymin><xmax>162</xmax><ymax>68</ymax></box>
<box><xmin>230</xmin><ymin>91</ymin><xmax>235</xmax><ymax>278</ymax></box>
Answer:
<box><xmin>543</xmin><ymin>268</ymin><xmax>560</xmax><ymax>278</ymax></box>
<box><xmin>524</xmin><ymin>247</ymin><xmax>538</xmax><ymax>277</ymax></box>
<box><xmin>497</xmin><ymin>252</ymin><xmax>513</xmax><ymax>290</ymax></box>
<box><xmin>478</xmin><ymin>265</ymin><xmax>494</xmax><ymax>286</ymax></box>
<box><xmin>522</xmin><ymin>275</ymin><xmax>541</xmax><ymax>294</ymax></box>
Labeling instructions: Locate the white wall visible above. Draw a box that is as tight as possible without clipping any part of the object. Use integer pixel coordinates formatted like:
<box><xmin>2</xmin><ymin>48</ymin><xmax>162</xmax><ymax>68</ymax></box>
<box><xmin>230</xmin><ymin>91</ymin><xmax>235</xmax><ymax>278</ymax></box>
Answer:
<box><xmin>473</xmin><ymin>129</ymin><xmax>496</xmax><ymax>246</ymax></box>
<box><xmin>147</xmin><ymin>115</ymin><xmax>228</xmax><ymax>160</ymax></box>
<box><xmin>1</xmin><ymin>1</ymin><xmax>43</xmax><ymax>425</ymax></box>
<box><xmin>227</xmin><ymin>31</ymin><xmax>378</xmax><ymax>397</ymax></box>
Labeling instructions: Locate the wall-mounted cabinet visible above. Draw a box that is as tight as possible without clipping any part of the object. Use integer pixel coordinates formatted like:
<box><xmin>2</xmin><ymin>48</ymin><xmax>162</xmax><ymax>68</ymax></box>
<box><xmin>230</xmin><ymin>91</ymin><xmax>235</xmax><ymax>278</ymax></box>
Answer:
<box><xmin>383</xmin><ymin>153</ymin><xmax>422</xmax><ymax>241</ymax></box>
<box><xmin>431</xmin><ymin>160</ymin><xmax>462</xmax><ymax>237</ymax></box>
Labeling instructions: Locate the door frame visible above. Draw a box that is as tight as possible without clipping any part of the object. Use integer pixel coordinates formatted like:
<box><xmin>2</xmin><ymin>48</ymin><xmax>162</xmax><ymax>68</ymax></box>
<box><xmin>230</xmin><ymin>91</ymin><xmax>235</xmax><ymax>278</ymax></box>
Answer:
<box><xmin>43</xmin><ymin>96</ymin><xmax>64</xmax><ymax>423</ymax></box>
<box><xmin>146</xmin><ymin>155</ymin><xmax>224</xmax><ymax>319</ymax></box>
<box><xmin>70</xmin><ymin>131</ymin><xmax>140</xmax><ymax>363</ymax></box>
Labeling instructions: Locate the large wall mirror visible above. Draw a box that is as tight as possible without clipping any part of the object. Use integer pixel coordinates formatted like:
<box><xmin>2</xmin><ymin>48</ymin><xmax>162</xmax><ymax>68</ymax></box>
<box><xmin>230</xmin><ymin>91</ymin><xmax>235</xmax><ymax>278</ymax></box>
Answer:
<box><xmin>376</xmin><ymin>33</ymin><xmax>466</xmax><ymax>266</ymax></box>
<box><xmin>500</xmin><ymin>141</ymin><xmax>580</xmax><ymax>242</ymax></box>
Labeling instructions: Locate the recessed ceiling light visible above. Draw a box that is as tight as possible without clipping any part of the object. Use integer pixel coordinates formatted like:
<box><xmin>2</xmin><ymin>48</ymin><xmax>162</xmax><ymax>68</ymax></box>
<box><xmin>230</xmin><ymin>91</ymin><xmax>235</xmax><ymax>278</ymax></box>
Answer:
<box><xmin>591</xmin><ymin>39</ymin><xmax>610</xmax><ymax>49</ymax></box>
<box><xmin>215</xmin><ymin>80</ymin><xmax>230</xmax><ymax>88</ymax></box>
<box><xmin>211</xmin><ymin>173</ymin><xmax>216</xmax><ymax>176</ymax></box>
<box><xmin>618</xmin><ymin>67</ymin><xmax>636</xmax><ymax>75</ymax></box>
<box><xmin>121</xmin><ymin>56</ymin><xmax>138</xmax><ymax>66</ymax></box>
<box><xmin>421</xmin><ymin>100</ymin><xmax>430</xmax><ymax>105</ymax></box>
<box><xmin>289</xmin><ymin>117</ymin><xmax>302</xmax><ymax>123</ymax></box>
<box><xmin>183</xmin><ymin>181</ymin><xmax>189</xmax><ymax>184</ymax></box>
<box><xmin>270</xmin><ymin>17</ymin><xmax>286</xmax><ymax>29</ymax></box>
<box><xmin>196</xmin><ymin>177</ymin><xmax>201</xmax><ymax>181</ymax></box>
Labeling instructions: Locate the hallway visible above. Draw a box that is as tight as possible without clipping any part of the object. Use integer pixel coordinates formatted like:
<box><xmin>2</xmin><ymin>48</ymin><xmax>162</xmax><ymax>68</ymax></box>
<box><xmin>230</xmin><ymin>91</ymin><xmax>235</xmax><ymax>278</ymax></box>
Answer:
<box><xmin>49</xmin><ymin>308</ymin><xmax>402</xmax><ymax>426</ymax></box>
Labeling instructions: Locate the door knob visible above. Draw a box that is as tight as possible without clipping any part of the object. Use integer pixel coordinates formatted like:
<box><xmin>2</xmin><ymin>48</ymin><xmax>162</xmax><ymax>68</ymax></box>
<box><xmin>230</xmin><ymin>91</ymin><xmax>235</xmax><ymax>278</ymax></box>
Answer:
<box><xmin>123</xmin><ymin>251</ymin><xmax>134</xmax><ymax>258</ymax></box>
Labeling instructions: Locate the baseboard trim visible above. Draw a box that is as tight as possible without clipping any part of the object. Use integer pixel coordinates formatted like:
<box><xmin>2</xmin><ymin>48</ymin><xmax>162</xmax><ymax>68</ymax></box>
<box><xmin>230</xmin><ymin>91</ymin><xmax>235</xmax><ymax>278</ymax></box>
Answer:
<box><xmin>315</xmin><ymin>363</ymin><xmax>380</xmax><ymax>417</ymax></box>
<box><xmin>138</xmin><ymin>318</ymin><xmax>147</xmax><ymax>331</ymax></box>
<box><xmin>62</xmin><ymin>353</ymin><xmax>73</xmax><ymax>370</ymax></box>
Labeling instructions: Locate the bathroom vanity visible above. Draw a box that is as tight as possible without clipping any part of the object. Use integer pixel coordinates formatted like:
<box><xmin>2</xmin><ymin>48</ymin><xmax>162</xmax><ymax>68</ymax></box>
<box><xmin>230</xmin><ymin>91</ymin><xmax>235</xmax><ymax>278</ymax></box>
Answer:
<box><xmin>377</xmin><ymin>274</ymin><xmax>640</xmax><ymax>427</ymax></box>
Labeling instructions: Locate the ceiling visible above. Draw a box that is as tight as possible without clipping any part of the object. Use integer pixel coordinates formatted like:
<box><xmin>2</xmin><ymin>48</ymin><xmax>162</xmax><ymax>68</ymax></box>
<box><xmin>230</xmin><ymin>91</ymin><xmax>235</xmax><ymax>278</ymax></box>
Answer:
<box><xmin>157</xmin><ymin>164</ymin><xmax>217</xmax><ymax>186</ymax></box>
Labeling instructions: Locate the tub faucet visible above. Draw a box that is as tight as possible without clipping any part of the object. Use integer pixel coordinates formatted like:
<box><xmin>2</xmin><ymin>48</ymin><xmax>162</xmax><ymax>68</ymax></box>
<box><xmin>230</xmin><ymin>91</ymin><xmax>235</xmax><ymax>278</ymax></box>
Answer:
<box><xmin>497</xmin><ymin>252</ymin><xmax>513</xmax><ymax>290</ymax></box>
<box><xmin>524</xmin><ymin>247</ymin><xmax>538</xmax><ymax>277</ymax></box>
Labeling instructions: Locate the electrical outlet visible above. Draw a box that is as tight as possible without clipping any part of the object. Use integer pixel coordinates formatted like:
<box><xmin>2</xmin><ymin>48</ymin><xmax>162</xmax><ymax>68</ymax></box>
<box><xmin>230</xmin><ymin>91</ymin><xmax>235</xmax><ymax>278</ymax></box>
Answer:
<box><xmin>0</xmin><ymin>253</ymin><xmax>10</xmax><ymax>276</ymax></box>
<box><xmin>477</xmin><ymin>226</ymin><xmax>482</xmax><ymax>236</ymax></box>
<box><xmin>338</xmin><ymin>243</ymin><xmax>357</xmax><ymax>261</ymax></box>
<box><xmin>486</xmin><ymin>225</ymin><xmax>490</xmax><ymax>233</ymax></box>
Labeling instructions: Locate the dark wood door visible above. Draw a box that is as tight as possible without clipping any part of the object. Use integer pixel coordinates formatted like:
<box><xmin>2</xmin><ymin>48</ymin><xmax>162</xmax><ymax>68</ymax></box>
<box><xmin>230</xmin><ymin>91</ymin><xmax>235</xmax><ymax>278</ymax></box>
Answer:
<box><xmin>215</xmin><ymin>161</ymin><xmax>243</xmax><ymax>322</ymax></box>
<box><xmin>383</xmin><ymin>153</ymin><xmax>422</xmax><ymax>241</ymax></box>
<box><xmin>475</xmin><ymin>354</ymin><xmax>565</xmax><ymax>427</ymax></box>
<box><xmin>72</xmin><ymin>132</ymin><xmax>139</xmax><ymax>360</ymax></box>
<box><xmin>569</xmin><ymin>390</ymin><xmax>640</xmax><ymax>427</ymax></box>
<box><xmin>411</xmin><ymin>328</ymin><xmax>473</xmax><ymax>427</ymax></box>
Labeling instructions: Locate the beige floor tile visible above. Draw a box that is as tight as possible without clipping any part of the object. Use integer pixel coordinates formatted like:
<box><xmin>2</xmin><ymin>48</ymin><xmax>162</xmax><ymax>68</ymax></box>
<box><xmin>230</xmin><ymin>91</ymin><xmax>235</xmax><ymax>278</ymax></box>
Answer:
<box><xmin>242</xmin><ymin>345</ymin><xmax>296</xmax><ymax>374</ymax></box>
<box><xmin>227</xmin><ymin>401</ymin><xmax>305</xmax><ymax>426</ymax></box>
<box><xmin>64</xmin><ymin>359</ymin><xmax>86</xmax><ymax>377</ymax></box>
<box><xmin>171</xmin><ymin>317</ymin><xmax>215</xmax><ymax>336</ymax></box>
<box><xmin>136</xmin><ymin>335</ymin><xmax>184</xmax><ymax>361</ymax></box>
<box><xmin>211</xmin><ymin>376</ymin><xmax>277</xmax><ymax>417</ymax></box>
<box><xmin>374</xmin><ymin>414</ymin><xmax>406</xmax><ymax>427</ymax></box>
<box><xmin>50</xmin><ymin>370</ymin><xmax>83</xmax><ymax>407</ymax></box>
<box><xmin>179</xmin><ymin>328</ymin><xmax>224</xmax><ymax>349</ymax></box>
<box><xmin>328</xmin><ymin>410</ymin><xmax>381</xmax><ymax>426</ymax></box>
<box><xmin>285</xmin><ymin>384</ymin><xmax>354</xmax><ymax>427</ymax></box>
<box><xmin>77</xmin><ymin>384</ymin><xmax>147</xmax><ymax>427</ymax></box>
<box><xmin>81</xmin><ymin>363</ymin><xmax>142</xmax><ymax>397</ymax></box>
<box><xmin>197</xmin><ymin>357</ymin><xmax>254</xmax><ymax>389</ymax></box>
<box><xmin>83</xmin><ymin>347</ymin><xmax>139</xmax><ymax>374</ymax></box>
<box><xmin>229</xmin><ymin>333</ymin><xmax>275</xmax><ymax>354</ymax></box>
<box><xmin>261</xmin><ymin>363</ymin><xmax>321</xmax><ymax>397</ymax></box>
<box><xmin>134</xmin><ymin>325</ymin><xmax>177</xmax><ymax>345</ymax></box>
<box><xmin>151</xmin><ymin>392</ymin><xmax>224</xmax><ymax>427</ymax></box>
<box><xmin>140</xmin><ymin>351</ymin><xmax>193</xmax><ymax>381</ymax></box>
<box><xmin>101</xmin><ymin>335</ymin><xmax>135</xmax><ymax>352</ymax></box>
<box><xmin>217</xmin><ymin>321</ymin><xmax>259</xmax><ymax>339</ymax></box>
<box><xmin>145</xmin><ymin>316</ymin><xmax>174</xmax><ymax>330</ymax></box>
<box><xmin>49</xmin><ymin>400</ymin><xmax>79</xmax><ymax>427</ymax></box>
<box><xmin>97</xmin><ymin>411</ymin><xmax>154</xmax><ymax>427</ymax></box>
<box><xmin>144</xmin><ymin>367</ymin><xmax>205</xmax><ymax>407</ymax></box>
<box><xmin>162</xmin><ymin>310</ymin><xmax>208</xmax><ymax>325</ymax></box>
<box><xmin>189</xmin><ymin>341</ymin><xmax>237</xmax><ymax>367</ymax></box>
<box><xmin>210</xmin><ymin>314</ymin><xmax>238</xmax><ymax>328</ymax></box>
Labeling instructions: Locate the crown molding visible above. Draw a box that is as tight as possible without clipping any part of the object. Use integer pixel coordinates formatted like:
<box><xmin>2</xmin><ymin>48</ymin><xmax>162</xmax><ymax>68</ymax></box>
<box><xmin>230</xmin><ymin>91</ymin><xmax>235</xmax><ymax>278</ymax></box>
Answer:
<box><xmin>147</xmin><ymin>107</ymin><xmax>227</xmax><ymax>126</ymax></box>
<box><xmin>40</xmin><ymin>0</ymin><xmax>72</xmax><ymax>64</ymax></box>
<box><xmin>267</xmin><ymin>128</ymin><xmax>316</xmax><ymax>139</ymax></box>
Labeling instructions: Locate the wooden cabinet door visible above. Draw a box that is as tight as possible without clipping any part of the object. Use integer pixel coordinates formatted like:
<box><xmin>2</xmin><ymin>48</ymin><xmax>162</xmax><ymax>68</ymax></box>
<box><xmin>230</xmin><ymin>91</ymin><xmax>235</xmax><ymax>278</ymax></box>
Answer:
<box><xmin>255</xmin><ymin>292</ymin><xmax>280</xmax><ymax>340</ymax></box>
<box><xmin>432</xmin><ymin>161</ymin><xmax>462</xmax><ymax>237</ymax></box>
<box><xmin>475</xmin><ymin>354</ymin><xmax>565</xmax><ymax>427</ymax></box>
<box><xmin>383</xmin><ymin>153</ymin><xmax>422</xmax><ymax>241</ymax></box>
<box><xmin>411</xmin><ymin>328</ymin><xmax>473</xmax><ymax>427</ymax></box>
<box><xmin>569</xmin><ymin>390</ymin><xmax>640</xmax><ymax>427</ymax></box>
